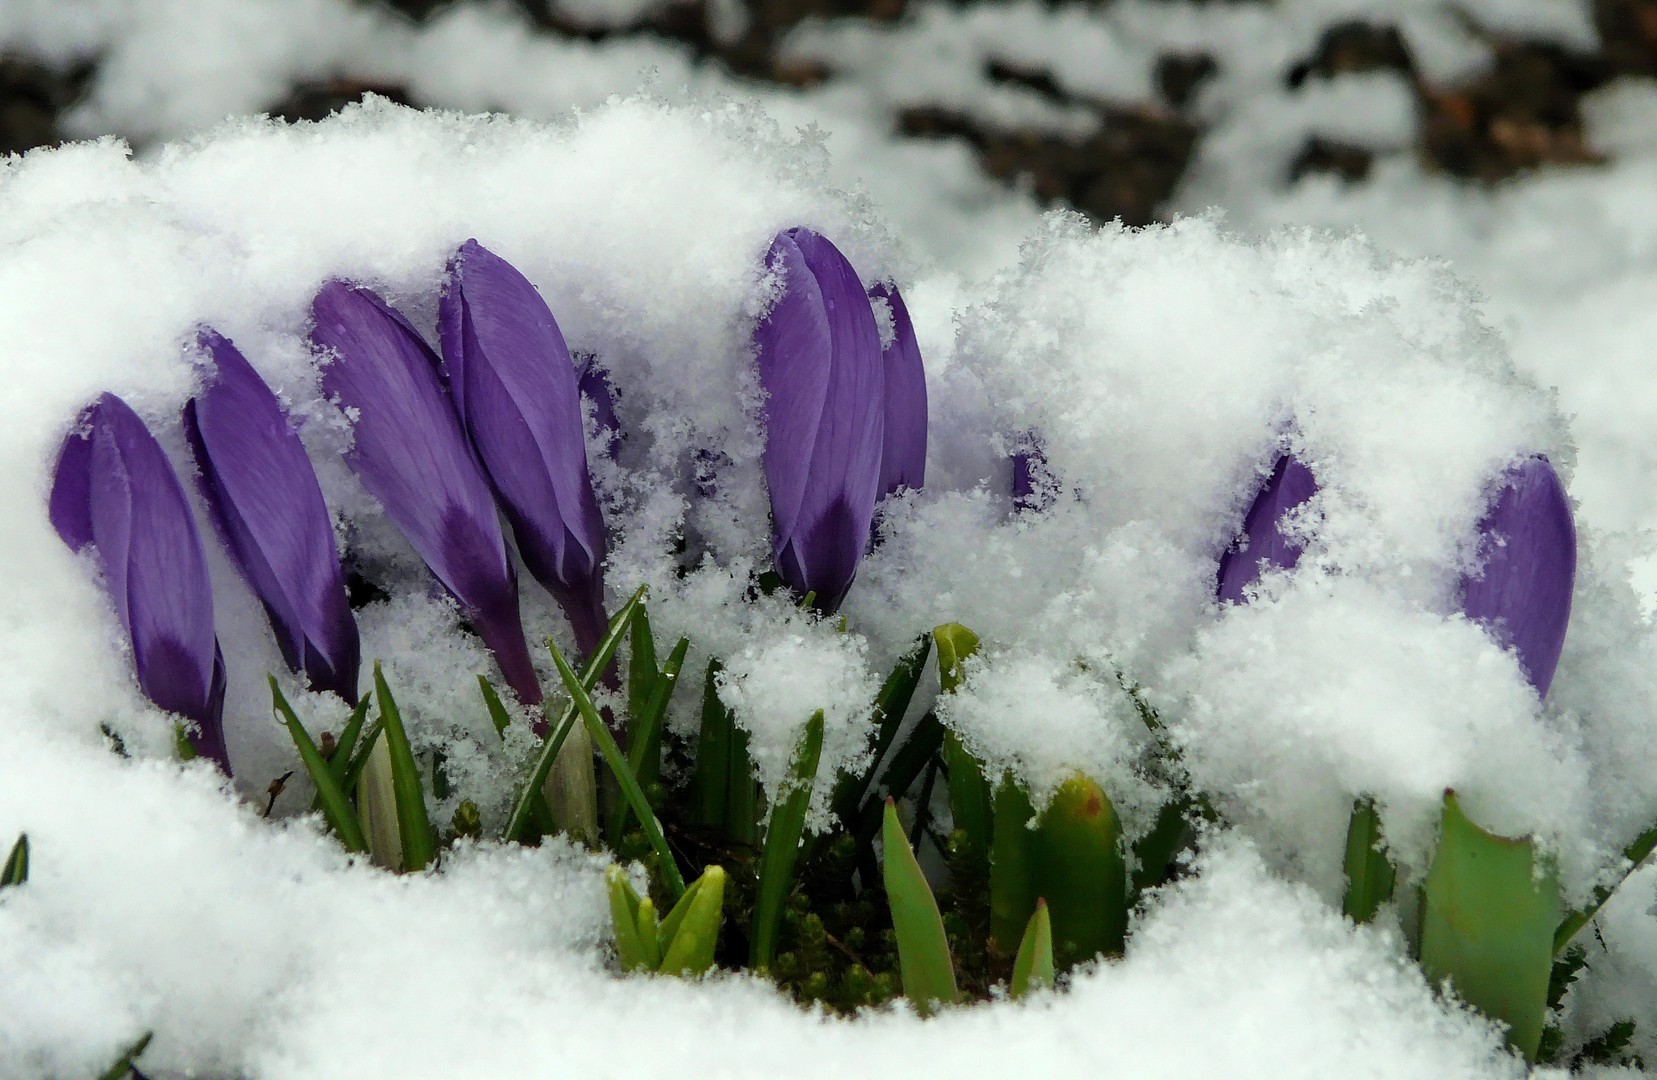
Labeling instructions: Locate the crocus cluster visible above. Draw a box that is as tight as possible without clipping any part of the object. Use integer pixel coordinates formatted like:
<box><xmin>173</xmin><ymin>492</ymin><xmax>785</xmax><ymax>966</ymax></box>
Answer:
<box><xmin>1217</xmin><ymin>450</ymin><xmax>1576</xmax><ymax>696</ymax></box>
<box><xmin>49</xmin><ymin>229</ymin><xmax>929</xmax><ymax>774</ymax></box>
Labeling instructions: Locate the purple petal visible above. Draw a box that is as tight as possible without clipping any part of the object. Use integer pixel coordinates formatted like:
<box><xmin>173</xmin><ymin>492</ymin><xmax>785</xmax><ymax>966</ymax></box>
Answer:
<box><xmin>49</xmin><ymin>406</ymin><xmax>96</xmax><ymax>551</ymax></box>
<box><xmin>754</xmin><ymin>228</ymin><xmax>884</xmax><ymax>611</ymax></box>
<box><xmin>1011</xmin><ymin>436</ymin><xmax>1050</xmax><ymax>515</ymax></box>
<box><xmin>311</xmin><ymin>280</ymin><xmax>541</xmax><ymax>705</ymax></box>
<box><xmin>74</xmin><ymin>394</ymin><xmax>228</xmax><ymax>771</ymax></box>
<box><xmin>184</xmin><ymin>329</ymin><xmax>361</xmax><ymax>704</ymax></box>
<box><xmin>870</xmin><ymin>281</ymin><xmax>926</xmax><ymax>500</ymax></box>
<box><xmin>438</xmin><ymin>240</ymin><xmax>609</xmax><ymax>651</ymax></box>
<box><xmin>1460</xmin><ymin>456</ymin><xmax>1575</xmax><ymax>697</ymax></box>
<box><xmin>1217</xmin><ymin>454</ymin><xmax>1318</xmax><ymax>604</ymax></box>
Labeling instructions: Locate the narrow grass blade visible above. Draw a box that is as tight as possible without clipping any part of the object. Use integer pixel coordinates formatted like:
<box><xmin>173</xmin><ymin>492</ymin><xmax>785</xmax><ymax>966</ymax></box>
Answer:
<box><xmin>1343</xmin><ymin>797</ymin><xmax>1396</xmax><ymax>924</ymax></box>
<box><xmin>1010</xmin><ymin>899</ymin><xmax>1054</xmax><ymax>998</ymax></box>
<box><xmin>272</xmin><ymin>678</ymin><xmax>366</xmax><ymax>853</ymax></box>
<box><xmin>628</xmin><ymin>636</ymin><xmax>689</xmax><ymax>781</ymax></box>
<box><xmin>750</xmin><ymin>711</ymin><xmax>825</xmax><ymax>970</ymax></box>
<box><xmin>1556</xmin><ymin>819</ymin><xmax>1657</xmax><ymax>953</ymax></box>
<box><xmin>97</xmin><ymin>1031</ymin><xmax>153</xmax><ymax>1080</ymax></box>
<box><xmin>606</xmin><ymin>866</ymin><xmax>651</xmax><ymax>972</ymax></box>
<box><xmin>1421</xmin><ymin>791</ymin><xmax>1561</xmax><ymax>1063</ymax></box>
<box><xmin>502</xmin><ymin>585</ymin><xmax>646</xmax><ymax>843</ymax></box>
<box><xmin>478</xmin><ymin>675</ymin><xmax>513</xmax><ymax>737</ymax></box>
<box><xmin>990</xmin><ymin>776</ymin><xmax>1037</xmax><ymax>957</ymax></box>
<box><xmin>325</xmin><ymin>696</ymin><xmax>374</xmax><ymax>791</ymax></box>
<box><xmin>547</xmin><ymin>637</ymin><xmax>686</xmax><ymax>898</ymax></box>
<box><xmin>882</xmin><ymin>798</ymin><xmax>958</xmax><ymax>1013</ymax></box>
<box><xmin>371</xmin><ymin>665</ymin><xmax>436</xmax><ymax>872</ymax></box>
<box><xmin>831</xmin><ymin>635</ymin><xmax>932</xmax><ymax>826</ymax></box>
<box><xmin>691</xmin><ymin>659</ymin><xmax>732</xmax><ymax>832</ymax></box>
<box><xmin>659</xmin><ymin>865</ymin><xmax>726</xmax><ymax>976</ymax></box>
<box><xmin>726</xmin><ymin>722</ymin><xmax>759</xmax><ymax>848</ymax></box>
<box><xmin>338</xmin><ymin>720</ymin><xmax>383</xmax><ymax>794</ymax></box>
<box><xmin>2</xmin><ymin>834</ymin><xmax>27</xmax><ymax>888</ymax></box>
<box><xmin>1029</xmin><ymin>773</ymin><xmax>1127</xmax><ymax>964</ymax></box>
<box><xmin>628</xmin><ymin>605</ymin><xmax>659</xmax><ymax>723</ymax></box>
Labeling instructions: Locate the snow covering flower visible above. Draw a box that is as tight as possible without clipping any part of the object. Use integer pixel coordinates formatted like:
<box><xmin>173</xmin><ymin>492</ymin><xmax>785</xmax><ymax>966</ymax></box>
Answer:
<box><xmin>871</xmin><ymin>281</ymin><xmax>926</xmax><ymax>500</ymax></box>
<box><xmin>183</xmin><ymin>329</ymin><xmax>361</xmax><ymax>704</ymax></box>
<box><xmin>1216</xmin><ymin>454</ymin><xmax>1318</xmax><ymax>603</ymax></box>
<box><xmin>1459</xmin><ymin>456</ymin><xmax>1575</xmax><ymax>697</ymax></box>
<box><xmin>754</xmin><ymin>227</ymin><xmax>885</xmax><ymax>612</ymax></box>
<box><xmin>438</xmin><ymin>239</ymin><xmax>611</xmax><ymax>655</ymax></box>
<box><xmin>49</xmin><ymin>394</ymin><xmax>230</xmax><ymax>772</ymax></box>
<box><xmin>311</xmin><ymin>280</ymin><xmax>543</xmax><ymax>706</ymax></box>
<box><xmin>1011</xmin><ymin>439</ymin><xmax>1049</xmax><ymax>514</ymax></box>
<box><xmin>578</xmin><ymin>356</ymin><xmax>620</xmax><ymax>454</ymax></box>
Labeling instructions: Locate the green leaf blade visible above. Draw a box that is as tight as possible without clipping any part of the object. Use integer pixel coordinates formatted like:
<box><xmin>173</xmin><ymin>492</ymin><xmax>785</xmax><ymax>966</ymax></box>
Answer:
<box><xmin>1342</xmin><ymin>797</ymin><xmax>1396</xmax><ymax>924</ymax></box>
<box><xmin>1420</xmin><ymin>791</ymin><xmax>1562</xmax><ymax>1063</ymax></box>
<box><xmin>372</xmin><ymin>665</ymin><xmax>436</xmax><ymax>872</ymax></box>
<box><xmin>272</xmin><ymin>678</ymin><xmax>367</xmax><ymax>853</ymax></box>
<box><xmin>1010</xmin><ymin>899</ymin><xmax>1055</xmax><ymax>998</ymax></box>
<box><xmin>750</xmin><ymin>710</ymin><xmax>825</xmax><ymax>970</ymax></box>
<box><xmin>2</xmin><ymin>833</ymin><xmax>28</xmax><ymax>888</ymax></box>
<box><xmin>882</xmin><ymin>798</ymin><xmax>959</xmax><ymax>1013</ymax></box>
<box><xmin>659</xmin><ymin>865</ymin><xmax>726</xmax><ymax>976</ymax></box>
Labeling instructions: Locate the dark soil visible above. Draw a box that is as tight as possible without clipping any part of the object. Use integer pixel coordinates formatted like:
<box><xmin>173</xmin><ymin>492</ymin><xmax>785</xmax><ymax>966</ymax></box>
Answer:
<box><xmin>5</xmin><ymin>0</ymin><xmax>1657</xmax><ymax>226</ymax></box>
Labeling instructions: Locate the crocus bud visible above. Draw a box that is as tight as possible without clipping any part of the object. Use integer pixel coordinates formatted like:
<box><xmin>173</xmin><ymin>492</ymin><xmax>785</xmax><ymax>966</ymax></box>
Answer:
<box><xmin>1011</xmin><ymin>436</ymin><xmax>1050</xmax><ymax>515</ymax></box>
<box><xmin>438</xmin><ymin>240</ymin><xmax>611</xmax><ymax>655</ymax></box>
<box><xmin>183</xmin><ymin>329</ymin><xmax>361</xmax><ymax>704</ymax></box>
<box><xmin>754</xmin><ymin>227</ymin><xmax>884</xmax><ymax>612</ymax></box>
<box><xmin>1217</xmin><ymin>454</ymin><xmax>1318</xmax><ymax>603</ymax></box>
<box><xmin>870</xmin><ymin>281</ymin><xmax>926</xmax><ymax>501</ymax></box>
<box><xmin>310</xmin><ymin>281</ymin><xmax>541</xmax><ymax>706</ymax></box>
<box><xmin>49</xmin><ymin>394</ymin><xmax>231</xmax><ymax>772</ymax></box>
<box><xmin>1460</xmin><ymin>456</ymin><xmax>1575</xmax><ymax>697</ymax></box>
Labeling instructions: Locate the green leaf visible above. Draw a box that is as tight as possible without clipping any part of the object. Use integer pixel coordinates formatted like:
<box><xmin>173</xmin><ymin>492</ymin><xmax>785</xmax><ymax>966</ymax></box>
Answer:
<box><xmin>750</xmin><ymin>711</ymin><xmax>825</xmax><ymax>970</ymax></box>
<box><xmin>628</xmin><ymin>605</ymin><xmax>659</xmax><ymax>725</ymax></box>
<box><xmin>691</xmin><ymin>659</ymin><xmax>732</xmax><ymax>832</ymax></box>
<box><xmin>882</xmin><ymin>798</ymin><xmax>959</xmax><ymax>1013</ymax></box>
<box><xmin>990</xmin><ymin>775</ymin><xmax>1037</xmax><ymax>957</ymax></box>
<box><xmin>932</xmin><ymin>622</ymin><xmax>980</xmax><ymax>694</ymax></box>
<box><xmin>636</xmin><ymin>896</ymin><xmax>663</xmax><ymax>970</ymax></box>
<box><xmin>726</xmin><ymin>722</ymin><xmax>759</xmax><ymax>848</ymax></box>
<box><xmin>1</xmin><ymin>833</ymin><xmax>27</xmax><ymax>888</ymax></box>
<box><xmin>606</xmin><ymin>866</ymin><xmax>651</xmax><ymax>972</ymax></box>
<box><xmin>546</xmin><ymin>636</ymin><xmax>686</xmax><ymax>898</ymax></box>
<box><xmin>659</xmin><ymin>865</ymin><xmax>726</xmax><ymax>976</ymax></box>
<box><xmin>1131</xmin><ymin>797</ymin><xmax>1190</xmax><ymax>897</ymax></box>
<box><xmin>610</xmin><ymin>636</ymin><xmax>691</xmax><ymax>845</ymax></box>
<box><xmin>1010</xmin><ymin>899</ymin><xmax>1055</xmax><ymax>998</ymax></box>
<box><xmin>1420</xmin><ymin>791</ymin><xmax>1562</xmax><ymax>1063</ymax></box>
<box><xmin>478</xmin><ymin>676</ymin><xmax>513</xmax><ymax>738</ymax></box>
<box><xmin>852</xmin><ymin>712</ymin><xmax>946</xmax><ymax>846</ymax></box>
<box><xmin>502</xmin><ymin>585</ymin><xmax>646</xmax><ymax>843</ymax></box>
<box><xmin>831</xmin><ymin>635</ymin><xmax>932</xmax><ymax>827</ymax></box>
<box><xmin>371</xmin><ymin>665</ymin><xmax>437</xmax><ymax>872</ymax></box>
<box><xmin>337</xmin><ymin>719</ymin><xmax>384</xmax><ymax>794</ymax></box>
<box><xmin>1342</xmin><ymin>797</ymin><xmax>1396</xmax><ymax>924</ymax></box>
<box><xmin>271</xmin><ymin>678</ymin><xmax>367</xmax><ymax>853</ymax></box>
<box><xmin>1555</xmin><ymin>817</ymin><xmax>1657</xmax><ymax>954</ymax></box>
<box><xmin>97</xmin><ymin>1031</ymin><xmax>152</xmax><ymax>1080</ymax></box>
<box><xmin>1027</xmin><ymin>773</ymin><xmax>1127</xmax><ymax>964</ymax></box>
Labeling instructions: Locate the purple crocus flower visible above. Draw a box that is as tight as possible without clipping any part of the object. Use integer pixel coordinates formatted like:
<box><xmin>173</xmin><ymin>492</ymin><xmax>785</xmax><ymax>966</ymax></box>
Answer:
<box><xmin>1011</xmin><ymin>436</ymin><xmax>1050</xmax><ymax>515</ymax></box>
<box><xmin>1217</xmin><ymin>453</ymin><xmax>1318</xmax><ymax>603</ymax></box>
<box><xmin>49</xmin><ymin>394</ymin><xmax>231</xmax><ymax>771</ymax></box>
<box><xmin>870</xmin><ymin>281</ymin><xmax>926</xmax><ymax>500</ymax></box>
<box><xmin>1459</xmin><ymin>456</ymin><xmax>1575</xmax><ymax>697</ymax></box>
<box><xmin>310</xmin><ymin>280</ymin><xmax>543</xmax><ymax>706</ymax></box>
<box><xmin>183</xmin><ymin>329</ymin><xmax>361</xmax><ymax>704</ymax></box>
<box><xmin>438</xmin><ymin>240</ymin><xmax>611</xmax><ymax>655</ymax></box>
<box><xmin>754</xmin><ymin>227</ymin><xmax>885</xmax><ymax>612</ymax></box>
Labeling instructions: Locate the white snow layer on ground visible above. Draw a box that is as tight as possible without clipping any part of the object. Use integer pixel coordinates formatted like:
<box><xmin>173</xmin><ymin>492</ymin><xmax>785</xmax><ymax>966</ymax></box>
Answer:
<box><xmin>2</xmin><ymin>0</ymin><xmax>1657</xmax><ymax>1076</ymax></box>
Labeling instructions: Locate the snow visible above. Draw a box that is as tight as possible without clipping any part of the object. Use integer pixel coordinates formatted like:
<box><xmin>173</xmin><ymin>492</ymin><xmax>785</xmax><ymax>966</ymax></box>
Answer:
<box><xmin>2</xmin><ymin>0</ymin><xmax>1657</xmax><ymax>1076</ymax></box>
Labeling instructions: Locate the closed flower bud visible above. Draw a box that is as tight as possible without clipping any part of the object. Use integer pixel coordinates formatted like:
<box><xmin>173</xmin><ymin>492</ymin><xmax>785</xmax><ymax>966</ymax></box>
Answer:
<box><xmin>183</xmin><ymin>329</ymin><xmax>360</xmax><ymax>704</ymax></box>
<box><xmin>1217</xmin><ymin>453</ymin><xmax>1318</xmax><ymax>603</ymax></box>
<box><xmin>310</xmin><ymin>280</ymin><xmax>541</xmax><ymax>705</ymax></box>
<box><xmin>50</xmin><ymin>394</ymin><xmax>230</xmax><ymax>771</ymax></box>
<box><xmin>754</xmin><ymin>227</ymin><xmax>884</xmax><ymax>612</ymax></box>
<box><xmin>1460</xmin><ymin>456</ymin><xmax>1575</xmax><ymax>697</ymax></box>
